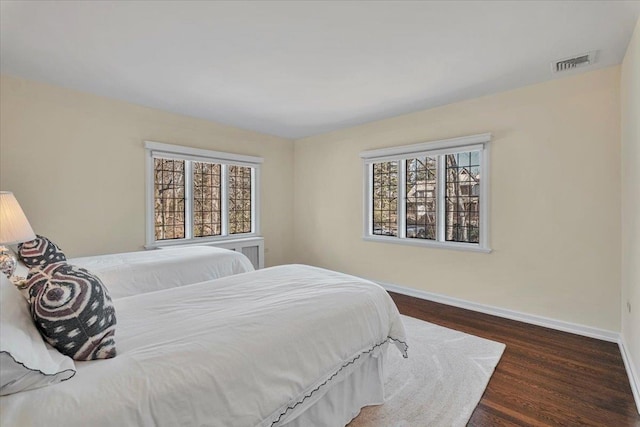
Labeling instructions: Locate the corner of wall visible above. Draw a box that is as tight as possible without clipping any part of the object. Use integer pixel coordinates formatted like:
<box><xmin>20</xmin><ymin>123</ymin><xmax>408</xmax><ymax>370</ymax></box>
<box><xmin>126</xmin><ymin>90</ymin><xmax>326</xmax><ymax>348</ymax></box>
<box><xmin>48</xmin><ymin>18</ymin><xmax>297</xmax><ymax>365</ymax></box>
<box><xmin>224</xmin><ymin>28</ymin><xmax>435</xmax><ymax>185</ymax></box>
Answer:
<box><xmin>620</xmin><ymin>16</ymin><xmax>640</xmax><ymax>415</ymax></box>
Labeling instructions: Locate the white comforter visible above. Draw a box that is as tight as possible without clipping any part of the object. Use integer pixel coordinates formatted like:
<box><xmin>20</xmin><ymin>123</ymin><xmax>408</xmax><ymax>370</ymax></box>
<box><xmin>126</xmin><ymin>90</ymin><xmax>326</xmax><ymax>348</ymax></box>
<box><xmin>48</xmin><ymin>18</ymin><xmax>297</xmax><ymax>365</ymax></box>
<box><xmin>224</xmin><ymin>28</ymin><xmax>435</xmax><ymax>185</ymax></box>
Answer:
<box><xmin>69</xmin><ymin>246</ymin><xmax>255</xmax><ymax>299</ymax></box>
<box><xmin>0</xmin><ymin>265</ymin><xmax>406</xmax><ymax>427</ymax></box>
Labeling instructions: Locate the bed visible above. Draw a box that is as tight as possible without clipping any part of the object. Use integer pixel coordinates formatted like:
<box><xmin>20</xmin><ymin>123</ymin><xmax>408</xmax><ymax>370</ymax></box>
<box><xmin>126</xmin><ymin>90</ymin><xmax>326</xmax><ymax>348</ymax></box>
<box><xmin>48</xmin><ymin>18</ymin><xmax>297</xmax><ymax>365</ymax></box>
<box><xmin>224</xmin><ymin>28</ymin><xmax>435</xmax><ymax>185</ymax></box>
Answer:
<box><xmin>23</xmin><ymin>245</ymin><xmax>255</xmax><ymax>299</ymax></box>
<box><xmin>0</xmin><ymin>264</ymin><xmax>407</xmax><ymax>426</ymax></box>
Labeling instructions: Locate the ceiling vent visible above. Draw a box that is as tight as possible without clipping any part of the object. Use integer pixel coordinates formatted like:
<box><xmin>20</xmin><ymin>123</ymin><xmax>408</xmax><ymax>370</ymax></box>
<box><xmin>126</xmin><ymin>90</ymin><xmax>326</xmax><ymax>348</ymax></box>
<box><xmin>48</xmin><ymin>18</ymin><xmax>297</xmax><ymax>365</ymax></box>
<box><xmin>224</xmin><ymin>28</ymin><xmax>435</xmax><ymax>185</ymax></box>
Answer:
<box><xmin>552</xmin><ymin>51</ymin><xmax>597</xmax><ymax>73</ymax></box>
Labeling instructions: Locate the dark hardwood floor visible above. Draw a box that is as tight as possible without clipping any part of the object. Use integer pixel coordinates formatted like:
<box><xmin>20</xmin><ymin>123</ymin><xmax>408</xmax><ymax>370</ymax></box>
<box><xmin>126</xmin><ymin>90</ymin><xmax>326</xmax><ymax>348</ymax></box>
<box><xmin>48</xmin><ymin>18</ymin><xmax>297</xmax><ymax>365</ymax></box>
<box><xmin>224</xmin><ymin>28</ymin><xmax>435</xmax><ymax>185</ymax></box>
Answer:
<box><xmin>389</xmin><ymin>292</ymin><xmax>640</xmax><ymax>427</ymax></box>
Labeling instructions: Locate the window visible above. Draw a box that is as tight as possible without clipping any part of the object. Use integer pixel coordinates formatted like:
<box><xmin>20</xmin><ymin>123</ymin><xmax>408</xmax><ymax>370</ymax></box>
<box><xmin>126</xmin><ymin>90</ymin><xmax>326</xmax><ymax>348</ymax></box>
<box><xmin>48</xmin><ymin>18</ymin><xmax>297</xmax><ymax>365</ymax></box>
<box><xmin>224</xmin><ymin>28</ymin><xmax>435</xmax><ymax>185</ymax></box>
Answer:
<box><xmin>145</xmin><ymin>141</ymin><xmax>262</xmax><ymax>248</ymax></box>
<box><xmin>360</xmin><ymin>133</ymin><xmax>491</xmax><ymax>252</ymax></box>
<box><xmin>372</xmin><ymin>162</ymin><xmax>398</xmax><ymax>236</ymax></box>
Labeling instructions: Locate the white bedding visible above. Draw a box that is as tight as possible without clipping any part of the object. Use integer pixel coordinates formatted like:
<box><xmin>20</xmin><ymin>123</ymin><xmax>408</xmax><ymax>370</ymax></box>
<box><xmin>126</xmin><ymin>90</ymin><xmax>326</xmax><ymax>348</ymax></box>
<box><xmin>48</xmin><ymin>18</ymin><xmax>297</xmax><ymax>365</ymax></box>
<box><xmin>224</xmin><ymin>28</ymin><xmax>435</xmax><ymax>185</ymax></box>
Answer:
<box><xmin>69</xmin><ymin>246</ymin><xmax>255</xmax><ymax>299</ymax></box>
<box><xmin>0</xmin><ymin>264</ymin><xmax>407</xmax><ymax>427</ymax></box>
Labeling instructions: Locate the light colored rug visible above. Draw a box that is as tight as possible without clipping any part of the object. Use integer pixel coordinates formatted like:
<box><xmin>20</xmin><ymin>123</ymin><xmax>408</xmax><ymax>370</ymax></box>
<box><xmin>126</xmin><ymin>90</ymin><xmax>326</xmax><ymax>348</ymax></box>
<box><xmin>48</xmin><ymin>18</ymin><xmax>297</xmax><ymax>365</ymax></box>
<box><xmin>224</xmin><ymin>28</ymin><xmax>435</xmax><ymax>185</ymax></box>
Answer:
<box><xmin>349</xmin><ymin>314</ymin><xmax>505</xmax><ymax>427</ymax></box>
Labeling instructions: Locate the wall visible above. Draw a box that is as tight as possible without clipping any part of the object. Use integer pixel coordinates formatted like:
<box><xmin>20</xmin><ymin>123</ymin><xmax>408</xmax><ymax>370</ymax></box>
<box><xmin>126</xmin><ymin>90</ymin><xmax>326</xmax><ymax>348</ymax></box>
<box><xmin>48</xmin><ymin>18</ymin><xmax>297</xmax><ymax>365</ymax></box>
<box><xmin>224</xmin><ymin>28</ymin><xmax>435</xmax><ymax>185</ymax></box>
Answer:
<box><xmin>621</xmin><ymin>17</ymin><xmax>640</xmax><ymax>405</ymax></box>
<box><xmin>0</xmin><ymin>62</ymin><xmax>626</xmax><ymax>334</ymax></box>
<box><xmin>0</xmin><ymin>75</ymin><xmax>294</xmax><ymax>266</ymax></box>
<box><xmin>294</xmin><ymin>66</ymin><xmax>621</xmax><ymax>332</ymax></box>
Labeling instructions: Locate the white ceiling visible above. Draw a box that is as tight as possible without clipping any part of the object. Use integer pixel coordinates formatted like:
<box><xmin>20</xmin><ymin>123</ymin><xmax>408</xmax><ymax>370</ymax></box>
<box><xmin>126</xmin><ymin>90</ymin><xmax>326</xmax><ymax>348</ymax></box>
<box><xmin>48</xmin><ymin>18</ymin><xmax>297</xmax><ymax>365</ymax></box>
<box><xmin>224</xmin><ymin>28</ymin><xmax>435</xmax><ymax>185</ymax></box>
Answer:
<box><xmin>1</xmin><ymin>1</ymin><xmax>639</xmax><ymax>139</ymax></box>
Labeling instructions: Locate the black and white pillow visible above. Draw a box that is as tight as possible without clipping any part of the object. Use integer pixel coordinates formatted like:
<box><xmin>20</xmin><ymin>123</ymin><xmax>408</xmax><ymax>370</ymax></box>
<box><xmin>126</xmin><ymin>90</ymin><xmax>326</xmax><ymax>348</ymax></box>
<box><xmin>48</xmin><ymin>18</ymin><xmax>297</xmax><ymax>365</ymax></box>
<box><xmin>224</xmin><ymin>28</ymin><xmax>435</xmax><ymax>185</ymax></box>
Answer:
<box><xmin>18</xmin><ymin>235</ymin><xmax>67</xmax><ymax>268</ymax></box>
<box><xmin>24</xmin><ymin>263</ymin><xmax>117</xmax><ymax>361</ymax></box>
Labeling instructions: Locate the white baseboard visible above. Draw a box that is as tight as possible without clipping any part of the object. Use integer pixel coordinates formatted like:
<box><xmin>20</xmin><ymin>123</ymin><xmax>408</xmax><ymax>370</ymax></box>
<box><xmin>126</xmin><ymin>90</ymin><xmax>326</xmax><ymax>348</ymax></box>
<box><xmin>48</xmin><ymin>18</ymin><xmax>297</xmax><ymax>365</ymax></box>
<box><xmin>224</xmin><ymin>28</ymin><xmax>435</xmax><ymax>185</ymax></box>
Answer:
<box><xmin>377</xmin><ymin>280</ymin><xmax>639</xmax><ymax>414</ymax></box>
<box><xmin>378</xmin><ymin>281</ymin><xmax>619</xmax><ymax>342</ymax></box>
<box><xmin>619</xmin><ymin>337</ymin><xmax>640</xmax><ymax>415</ymax></box>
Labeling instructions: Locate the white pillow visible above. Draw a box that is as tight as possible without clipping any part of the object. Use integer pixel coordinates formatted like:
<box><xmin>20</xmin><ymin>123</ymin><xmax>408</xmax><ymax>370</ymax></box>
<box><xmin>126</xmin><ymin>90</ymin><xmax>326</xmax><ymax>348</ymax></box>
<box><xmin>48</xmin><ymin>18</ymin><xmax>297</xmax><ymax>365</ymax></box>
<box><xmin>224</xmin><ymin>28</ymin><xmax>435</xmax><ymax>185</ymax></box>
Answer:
<box><xmin>0</xmin><ymin>274</ymin><xmax>76</xmax><ymax>395</ymax></box>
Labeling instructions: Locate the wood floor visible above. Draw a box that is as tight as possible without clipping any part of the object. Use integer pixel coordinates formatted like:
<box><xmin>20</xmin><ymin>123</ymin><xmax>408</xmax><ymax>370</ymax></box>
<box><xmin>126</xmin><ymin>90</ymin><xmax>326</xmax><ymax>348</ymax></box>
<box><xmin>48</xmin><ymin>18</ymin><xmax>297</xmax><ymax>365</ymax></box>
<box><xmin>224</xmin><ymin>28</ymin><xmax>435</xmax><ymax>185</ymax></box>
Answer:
<box><xmin>389</xmin><ymin>292</ymin><xmax>640</xmax><ymax>427</ymax></box>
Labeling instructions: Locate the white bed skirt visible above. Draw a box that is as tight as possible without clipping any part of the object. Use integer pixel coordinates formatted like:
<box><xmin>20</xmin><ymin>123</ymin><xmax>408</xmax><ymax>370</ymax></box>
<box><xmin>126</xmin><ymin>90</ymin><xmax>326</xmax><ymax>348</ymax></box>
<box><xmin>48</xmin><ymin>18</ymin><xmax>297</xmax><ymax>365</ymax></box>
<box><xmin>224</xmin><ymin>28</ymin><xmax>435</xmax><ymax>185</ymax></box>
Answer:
<box><xmin>276</xmin><ymin>342</ymin><xmax>388</xmax><ymax>427</ymax></box>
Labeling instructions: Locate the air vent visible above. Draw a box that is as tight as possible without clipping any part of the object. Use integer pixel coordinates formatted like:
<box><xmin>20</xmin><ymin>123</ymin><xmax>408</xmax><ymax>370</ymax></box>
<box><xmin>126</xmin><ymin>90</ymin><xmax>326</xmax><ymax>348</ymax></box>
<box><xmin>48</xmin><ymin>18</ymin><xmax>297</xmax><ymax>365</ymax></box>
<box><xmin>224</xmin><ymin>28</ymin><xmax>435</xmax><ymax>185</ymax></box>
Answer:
<box><xmin>552</xmin><ymin>51</ymin><xmax>597</xmax><ymax>73</ymax></box>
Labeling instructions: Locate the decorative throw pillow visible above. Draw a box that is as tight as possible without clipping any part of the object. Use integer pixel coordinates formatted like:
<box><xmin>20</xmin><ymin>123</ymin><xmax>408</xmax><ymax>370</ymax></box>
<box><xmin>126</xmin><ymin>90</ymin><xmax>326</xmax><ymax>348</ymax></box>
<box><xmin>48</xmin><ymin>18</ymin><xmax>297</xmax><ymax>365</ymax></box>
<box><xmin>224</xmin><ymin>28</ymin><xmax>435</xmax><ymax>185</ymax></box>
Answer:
<box><xmin>24</xmin><ymin>262</ymin><xmax>117</xmax><ymax>361</ymax></box>
<box><xmin>18</xmin><ymin>235</ymin><xmax>67</xmax><ymax>268</ymax></box>
<box><xmin>0</xmin><ymin>274</ymin><xmax>76</xmax><ymax>396</ymax></box>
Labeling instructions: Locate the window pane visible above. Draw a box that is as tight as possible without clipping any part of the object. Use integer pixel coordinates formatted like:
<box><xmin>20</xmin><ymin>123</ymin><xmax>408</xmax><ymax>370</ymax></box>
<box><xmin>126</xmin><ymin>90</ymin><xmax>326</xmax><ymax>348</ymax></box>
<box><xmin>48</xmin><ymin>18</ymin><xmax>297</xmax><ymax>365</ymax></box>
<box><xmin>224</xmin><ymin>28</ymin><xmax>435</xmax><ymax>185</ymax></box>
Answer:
<box><xmin>154</xmin><ymin>158</ymin><xmax>185</xmax><ymax>240</ymax></box>
<box><xmin>193</xmin><ymin>162</ymin><xmax>222</xmax><ymax>237</ymax></box>
<box><xmin>372</xmin><ymin>161</ymin><xmax>398</xmax><ymax>236</ymax></box>
<box><xmin>229</xmin><ymin>165</ymin><xmax>252</xmax><ymax>234</ymax></box>
<box><xmin>406</xmin><ymin>157</ymin><xmax>436</xmax><ymax>240</ymax></box>
<box><xmin>445</xmin><ymin>151</ymin><xmax>480</xmax><ymax>243</ymax></box>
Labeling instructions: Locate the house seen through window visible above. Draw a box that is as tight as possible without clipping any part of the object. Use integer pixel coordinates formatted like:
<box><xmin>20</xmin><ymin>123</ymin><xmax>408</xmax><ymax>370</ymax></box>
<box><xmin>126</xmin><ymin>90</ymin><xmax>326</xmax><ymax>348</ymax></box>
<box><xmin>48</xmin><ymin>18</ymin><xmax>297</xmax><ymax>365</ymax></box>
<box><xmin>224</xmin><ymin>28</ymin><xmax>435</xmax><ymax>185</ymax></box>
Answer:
<box><xmin>362</xmin><ymin>133</ymin><xmax>490</xmax><ymax>252</ymax></box>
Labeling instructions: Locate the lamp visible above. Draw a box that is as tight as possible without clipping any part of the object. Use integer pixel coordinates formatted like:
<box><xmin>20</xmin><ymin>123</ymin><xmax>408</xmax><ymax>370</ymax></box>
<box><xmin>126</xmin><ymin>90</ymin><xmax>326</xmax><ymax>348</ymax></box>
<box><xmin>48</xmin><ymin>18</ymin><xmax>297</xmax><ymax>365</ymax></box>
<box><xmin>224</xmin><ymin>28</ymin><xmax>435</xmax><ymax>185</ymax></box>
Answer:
<box><xmin>0</xmin><ymin>191</ymin><xmax>36</xmax><ymax>279</ymax></box>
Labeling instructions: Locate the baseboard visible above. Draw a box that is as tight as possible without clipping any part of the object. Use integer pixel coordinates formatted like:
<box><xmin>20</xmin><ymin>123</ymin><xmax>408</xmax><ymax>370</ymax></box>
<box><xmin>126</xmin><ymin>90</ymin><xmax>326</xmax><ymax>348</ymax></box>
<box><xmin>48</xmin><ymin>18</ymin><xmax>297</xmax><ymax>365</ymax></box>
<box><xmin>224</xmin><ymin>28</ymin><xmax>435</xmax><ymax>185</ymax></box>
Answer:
<box><xmin>618</xmin><ymin>337</ymin><xmax>640</xmax><ymax>415</ymax></box>
<box><xmin>378</xmin><ymin>281</ymin><xmax>620</xmax><ymax>343</ymax></box>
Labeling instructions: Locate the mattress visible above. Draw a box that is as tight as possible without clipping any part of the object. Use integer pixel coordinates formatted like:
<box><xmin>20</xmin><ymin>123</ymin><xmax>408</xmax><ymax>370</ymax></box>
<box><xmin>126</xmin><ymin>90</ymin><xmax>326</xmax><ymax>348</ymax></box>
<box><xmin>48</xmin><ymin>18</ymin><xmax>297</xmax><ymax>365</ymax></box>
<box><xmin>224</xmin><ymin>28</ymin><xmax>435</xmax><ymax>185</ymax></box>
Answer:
<box><xmin>0</xmin><ymin>264</ymin><xmax>407</xmax><ymax>427</ymax></box>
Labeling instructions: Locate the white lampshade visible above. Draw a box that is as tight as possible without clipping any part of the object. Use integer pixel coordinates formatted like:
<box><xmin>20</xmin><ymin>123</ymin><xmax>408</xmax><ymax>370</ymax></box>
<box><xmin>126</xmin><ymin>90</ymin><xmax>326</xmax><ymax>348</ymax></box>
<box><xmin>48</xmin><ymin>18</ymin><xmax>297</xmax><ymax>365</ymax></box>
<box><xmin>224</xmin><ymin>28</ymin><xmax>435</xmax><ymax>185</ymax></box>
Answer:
<box><xmin>0</xmin><ymin>191</ymin><xmax>36</xmax><ymax>245</ymax></box>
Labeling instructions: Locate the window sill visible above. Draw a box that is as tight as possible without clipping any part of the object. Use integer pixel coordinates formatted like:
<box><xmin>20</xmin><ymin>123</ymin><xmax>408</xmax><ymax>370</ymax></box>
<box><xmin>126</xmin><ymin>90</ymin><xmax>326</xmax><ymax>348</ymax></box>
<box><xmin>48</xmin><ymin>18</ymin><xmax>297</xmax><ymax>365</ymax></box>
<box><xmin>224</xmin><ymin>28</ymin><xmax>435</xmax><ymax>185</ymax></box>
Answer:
<box><xmin>362</xmin><ymin>235</ymin><xmax>492</xmax><ymax>253</ymax></box>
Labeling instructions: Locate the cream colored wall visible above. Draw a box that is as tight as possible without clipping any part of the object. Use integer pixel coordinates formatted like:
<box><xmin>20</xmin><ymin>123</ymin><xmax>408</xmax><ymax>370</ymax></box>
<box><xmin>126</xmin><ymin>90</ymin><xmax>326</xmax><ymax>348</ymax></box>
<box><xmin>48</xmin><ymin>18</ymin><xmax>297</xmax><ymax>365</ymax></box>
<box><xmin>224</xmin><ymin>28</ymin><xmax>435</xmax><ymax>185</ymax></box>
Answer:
<box><xmin>294</xmin><ymin>66</ymin><xmax>621</xmax><ymax>332</ymax></box>
<box><xmin>0</xmin><ymin>62</ymin><xmax>626</xmax><ymax>334</ymax></box>
<box><xmin>0</xmin><ymin>75</ymin><xmax>294</xmax><ymax>266</ymax></box>
<box><xmin>621</xmin><ymin>18</ymin><xmax>640</xmax><ymax>396</ymax></box>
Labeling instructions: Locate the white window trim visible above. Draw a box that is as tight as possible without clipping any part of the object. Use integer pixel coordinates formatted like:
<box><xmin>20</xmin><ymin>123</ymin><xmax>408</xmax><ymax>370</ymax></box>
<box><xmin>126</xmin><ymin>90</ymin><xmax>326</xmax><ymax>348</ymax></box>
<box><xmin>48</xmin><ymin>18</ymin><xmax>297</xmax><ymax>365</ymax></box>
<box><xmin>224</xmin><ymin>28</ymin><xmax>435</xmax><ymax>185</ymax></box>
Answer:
<box><xmin>360</xmin><ymin>133</ymin><xmax>491</xmax><ymax>253</ymax></box>
<box><xmin>144</xmin><ymin>141</ymin><xmax>262</xmax><ymax>249</ymax></box>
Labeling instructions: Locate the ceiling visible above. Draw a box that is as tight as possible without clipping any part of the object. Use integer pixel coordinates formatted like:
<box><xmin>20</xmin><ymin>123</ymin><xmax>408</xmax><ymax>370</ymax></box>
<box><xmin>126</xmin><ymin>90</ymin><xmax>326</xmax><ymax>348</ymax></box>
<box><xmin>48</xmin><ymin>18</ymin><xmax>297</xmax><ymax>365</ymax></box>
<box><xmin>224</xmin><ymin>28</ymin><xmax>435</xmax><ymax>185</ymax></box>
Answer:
<box><xmin>1</xmin><ymin>1</ymin><xmax>639</xmax><ymax>139</ymax></box>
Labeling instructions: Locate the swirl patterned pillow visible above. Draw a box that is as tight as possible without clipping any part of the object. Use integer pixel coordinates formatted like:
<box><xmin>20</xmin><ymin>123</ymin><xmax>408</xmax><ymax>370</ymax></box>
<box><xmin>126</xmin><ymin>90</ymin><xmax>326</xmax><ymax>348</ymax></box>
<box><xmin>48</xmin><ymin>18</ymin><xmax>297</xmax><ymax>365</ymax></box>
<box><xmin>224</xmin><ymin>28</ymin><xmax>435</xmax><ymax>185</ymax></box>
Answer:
<box><xmin>24</xmin><ymin>262</ymin><xmax>117</xmax><ymax>361</ymax></box>
<box><xmin>18</xmin><ymin>235</ymin><xmax>67</xmax><ymax>268</ymax></box>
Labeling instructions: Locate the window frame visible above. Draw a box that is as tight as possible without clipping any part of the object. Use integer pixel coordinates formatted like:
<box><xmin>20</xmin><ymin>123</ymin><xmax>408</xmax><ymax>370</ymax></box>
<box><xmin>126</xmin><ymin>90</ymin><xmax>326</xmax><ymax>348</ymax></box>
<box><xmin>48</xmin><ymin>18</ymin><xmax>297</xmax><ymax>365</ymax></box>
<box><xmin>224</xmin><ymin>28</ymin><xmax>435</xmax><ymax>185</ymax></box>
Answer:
<box><xmin>360</xmin><ymin>133</ymin><xmax>491</xmax><ymax>253</ymax></box>
<box><xmin>144</xmin><ymin>141</ymin><xmax>263</xmax><ymax>249</ymax></box>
